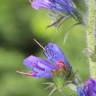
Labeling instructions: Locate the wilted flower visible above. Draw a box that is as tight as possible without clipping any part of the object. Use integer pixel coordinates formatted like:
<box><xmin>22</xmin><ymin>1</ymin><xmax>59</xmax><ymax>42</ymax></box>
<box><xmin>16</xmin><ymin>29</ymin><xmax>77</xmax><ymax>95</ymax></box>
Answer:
<box><xmin>77</xmin><ymin>79</ymin><xmax>96</xmax><ymax>96</ymax></box>
<box><xmin>17</xmin><ymin>41</ymin><xmax>74</xmax><ymax>82</ymax></box>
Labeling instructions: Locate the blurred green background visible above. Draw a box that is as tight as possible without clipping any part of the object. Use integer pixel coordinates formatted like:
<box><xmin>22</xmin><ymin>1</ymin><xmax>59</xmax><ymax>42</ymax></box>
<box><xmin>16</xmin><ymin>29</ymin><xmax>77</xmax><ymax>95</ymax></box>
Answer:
<box><xmin>0</xmin><ymin>0</ymin><xmax>89</xmax><ymax>96</ymax></box>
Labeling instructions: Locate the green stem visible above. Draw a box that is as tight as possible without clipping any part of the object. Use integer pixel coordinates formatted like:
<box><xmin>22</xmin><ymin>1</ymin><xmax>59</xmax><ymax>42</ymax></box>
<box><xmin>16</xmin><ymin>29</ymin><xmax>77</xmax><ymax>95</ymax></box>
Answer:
<box><xmin>86</xmin><ymin>0</ymin><xmax>96</xmax><ymax>79</ymax></box>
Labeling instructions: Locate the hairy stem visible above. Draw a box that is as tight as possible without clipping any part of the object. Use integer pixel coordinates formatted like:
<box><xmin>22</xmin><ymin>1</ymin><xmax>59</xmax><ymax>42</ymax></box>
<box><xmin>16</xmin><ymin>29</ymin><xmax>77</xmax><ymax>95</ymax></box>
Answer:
<box><xmin>86</xmin><ymin>0</ymin><xmax>96</xmax><ymax>79</ymax></box>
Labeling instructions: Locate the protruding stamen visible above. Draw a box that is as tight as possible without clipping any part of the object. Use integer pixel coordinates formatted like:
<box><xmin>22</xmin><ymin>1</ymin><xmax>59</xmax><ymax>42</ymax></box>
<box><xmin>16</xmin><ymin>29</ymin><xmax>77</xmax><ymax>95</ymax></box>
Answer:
<box><xmin>16</xmin><ymin>70</ymin><xmax>34</xmax><ymax>76</ymax></box>
<box><xmin>33</xmin><ymin>38</ymin><xmax>45</xmax><ymax>51</ymax></box>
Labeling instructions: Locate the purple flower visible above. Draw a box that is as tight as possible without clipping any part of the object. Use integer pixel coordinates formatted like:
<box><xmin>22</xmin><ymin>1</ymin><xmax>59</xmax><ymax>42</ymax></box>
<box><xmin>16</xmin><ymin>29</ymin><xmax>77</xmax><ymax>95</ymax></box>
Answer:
<box><xmin>84</xmin><ymin>79</ymin><xmax>96</xmax><ymax>96</ymax></box>
<box><xmin>44</xmin><ymin>43</ymin><xmax>71</xmax><ymax>71</ymax></box>
<box><xmin>30</xmin><ymin>0</ymin><xmax>74</xmax><ymax>15</ymax></box>
<box><xmin>77</xmin><ymin>79</ymin><xmax>96</xmax><ymax>96</ymax></box>
<box><xmin>17</xmin><ymin>43</ymin><xmax>72</xmax><ymax>78</ymax></box>
<box><xmin>30</xmin><ymin>0</ymin><xmax>83</xmax><ymax>26</ymax></box>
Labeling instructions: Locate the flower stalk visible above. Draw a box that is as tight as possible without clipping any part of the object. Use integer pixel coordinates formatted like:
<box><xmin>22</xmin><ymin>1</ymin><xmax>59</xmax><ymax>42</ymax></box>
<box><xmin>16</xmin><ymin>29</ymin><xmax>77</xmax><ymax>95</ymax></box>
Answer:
<box><xmin>86</xmin><ymin>0</ymin><xmax>96</xmax><ymax>79</ymax></box>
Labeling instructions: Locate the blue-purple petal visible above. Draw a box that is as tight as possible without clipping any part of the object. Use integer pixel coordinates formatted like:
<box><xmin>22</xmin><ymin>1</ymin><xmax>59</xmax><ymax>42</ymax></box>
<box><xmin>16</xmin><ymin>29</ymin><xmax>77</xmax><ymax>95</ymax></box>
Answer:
<box><xmin>23</xmin><ymin>55</ymin><xmax>56</xmax><ymax>72</ymax></box>
<box><xmin>44</xmin><ymin>43</ymin><xmax>69</xmax><ymax>65</ymax></box>
<box><xmin>77</xmin><ymin>87</ymin><xmax>86</xmax><ymax>96</ymax></box>
<box><xmin>31</xmin><ymin>0</ymin><xmax>74</xmax><ymax>14</ymax></box>
<box><xmin>84</xmin><ymin>79</ymin><xmax>96</xmax><ymax>96</ymax></box>
<box><xmin>31</xmin><ymin>0</ymin><xmax>50</xmax><ymax>9</ymax></box>
<box><xmin>77</xmin><ymin>79</ymin><xmax>96</xmax><ymax>96</ymax></box>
